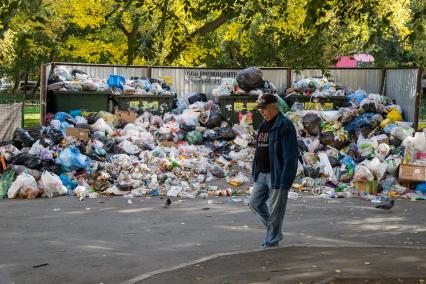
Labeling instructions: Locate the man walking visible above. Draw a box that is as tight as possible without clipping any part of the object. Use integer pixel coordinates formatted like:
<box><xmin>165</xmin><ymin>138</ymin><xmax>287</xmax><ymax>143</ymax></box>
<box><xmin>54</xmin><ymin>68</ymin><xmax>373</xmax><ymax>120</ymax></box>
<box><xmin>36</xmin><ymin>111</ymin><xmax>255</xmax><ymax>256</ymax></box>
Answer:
<box><xmin>250</xmin><ymin>93</ymin><xmax>299</xmax><ymax>248</ymax></box>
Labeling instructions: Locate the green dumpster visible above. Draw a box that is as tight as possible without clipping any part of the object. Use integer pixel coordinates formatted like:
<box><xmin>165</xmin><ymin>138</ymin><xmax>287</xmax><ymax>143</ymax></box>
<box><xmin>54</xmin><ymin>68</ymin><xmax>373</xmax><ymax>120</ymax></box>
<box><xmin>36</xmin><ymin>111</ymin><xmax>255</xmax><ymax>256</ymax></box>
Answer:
<box><xmin>47</xmin><ymin>91</ymin><xmax>110</xmax><ymax>114</ymax></box>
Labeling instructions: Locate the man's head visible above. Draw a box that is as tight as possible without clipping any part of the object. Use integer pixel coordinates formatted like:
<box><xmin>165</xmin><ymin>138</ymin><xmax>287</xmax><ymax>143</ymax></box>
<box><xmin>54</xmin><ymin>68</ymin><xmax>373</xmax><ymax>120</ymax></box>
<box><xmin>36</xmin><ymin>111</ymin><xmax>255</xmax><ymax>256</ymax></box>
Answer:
<box><xmin>256</xmin><ymin>93</ymin><xmax>279</xmax><ymax>121</ymax></box>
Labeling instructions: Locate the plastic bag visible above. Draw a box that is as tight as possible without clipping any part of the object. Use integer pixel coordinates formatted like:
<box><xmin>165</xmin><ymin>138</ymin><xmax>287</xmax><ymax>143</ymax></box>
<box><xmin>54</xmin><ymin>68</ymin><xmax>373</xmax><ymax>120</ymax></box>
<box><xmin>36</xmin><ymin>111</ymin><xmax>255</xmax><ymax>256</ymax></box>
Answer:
<box><xmin>347</xmin><ymin>90</ymin><xmax>367</xmax><ymax>106</ymax></box>
<box><xmin>178</xmin><ymin>112</ymin><xmax>199</xmax><ymax>132</ymax></box>
<box><xmin>414</xmin><ymin>132</ymin><xmax>426</xmax><ymax>153</ymax></box>
<box><xmin>118</xmin><ymin>140</ymin><xmax>140</xmax><ymax>155</ymax></box>
<box><xmin>303</xmin><ymin>137</ymin><xmax>320</xmax><ymax>153</ymax></box>
<box><xmin>98</xmin><ymin>111</ymin><xmax>118</xmax><ymax>128</ymax></box>
<box><xmin>13</xmin><ymin>127</ymin><xmax>35</xmax><ymax>148</ymax></box>
<box><xmin>41</xmin><ymin>171</ymin><xmax>67</xmax><ymax>198</ymax></box>
<box><xmin>384</xmin><ymin>155</ymin><xmax>402</xmax><ymax>176</ymax></box>
<box><xmin>366</xmin><ymin>158</ymin><xmax>387</xmax><ymax>181</ymax></box>
<box><xmin>56</xmin><ymin>146</ymin><xmax>91</xmax><ymax>171</ymax></box>
<box><xmin>201</xmin><ymin>111</ymin><xmax>222</xmax><ymax>129</ymax></box>
<box><xmin>317</xmin><ymin>152</ymin><xmax>336</xmax><ymax>181</ymax></box>
<box><xmin>357</xmin><ymin>135</ymin><xmax>379</xmax><ymax>157</ymax></box>
<box><xmin>92</xmin><ymin>118</ymin><xmax>113</xmax><ymax>135</ymax></box>
<box><xmin>353</xmin><ymin>165</ymin><xmax>374</xmax><ymax>182</ymax></box>
<box><xmin>276</xmin><ymin>95</ymin><xmax>289</xmax><ymax>114</ymax></box>
<box><xmin>0</xmin><ymin>170</ymin><xmax>15</xmax><ymax>198</ymax></box>
<box><xmin>375</xmin><ymin>143</ymin><xmax>390</xmax><ymax>162</ymax></box>
<box><xmin>60</xmin><ymin>174</ymin><xmax>78</xmax><ymax>193</ymax></box>
<box><xmin>338</xmin><ymin>155</ymin><xmax>356</xmax><ymax>182</ymax></box>
<box><xmin>186</xmin><ymin>131</ymin><xmax>203</xmax><ymax>145</ymax></box>
<box><xmin>81</xmin><ymin>79</ymin><xmax>97</xmax><ymax>91</ymax></box>
<box><xmin>236</xmin><ymin>67</ymin><xmax>264</xmax><ymax>91</ymax></box>
<box><xmin>188</xmin><ymin>93</ymin><xmax>208</xmax><ymax>105</ymax></box>
<box><xmin>390</xmin><ymin>125</ymin><xmax>414</xmax><ymax>141</ymax></box>
<box><xmin>28</xmin><ymin>140</ymin><xmax>47</xmax><ymax>156</ymax></box>
<box><xmin>8</xmin><ymin>173</ymin><xmax>38</xmax><ymax>199</ymax></box>
<box><xmin>217</xmin><ymin>127</ymin><xmax>235</xmax><ymax>140</ymax></box>
<box><xmin>0</xmin><ymin>144</ymin><xmax>21</xmax><ymax>162</ymax></box>
<box><xmin>387</xmin><ymin>108</ymin><xmax>403</xmax><ymax>122</ymax></box>
<box><xmin>226</xmin><ymin>172</ymin><xmax>250</xmax><ymax>186</ymax></box>
<box><xmin>302</xmin><ymin>113</ymin><xmax>321</xmax><ymax>136</ymax></box>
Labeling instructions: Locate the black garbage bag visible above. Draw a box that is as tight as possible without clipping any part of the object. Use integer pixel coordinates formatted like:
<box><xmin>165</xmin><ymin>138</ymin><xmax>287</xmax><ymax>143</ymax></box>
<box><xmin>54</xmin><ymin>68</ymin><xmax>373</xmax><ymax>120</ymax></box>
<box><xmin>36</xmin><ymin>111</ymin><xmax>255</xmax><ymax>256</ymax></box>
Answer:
<box><xmin>103</xmin><ymin>140</ymin><xmax>117</xmax><ymax>154</ymax></box>
<box><xmin>236</xmin><ymin>67</ymin><xmax>264</xmax><ymax>91</ymax></box>
<box><xmin>26</xmin><ymin>126</ymin><xmax>45</xmax><ymax>141</ymax></box>
<box><xmin>71</xmin><ymin>69</ymin><xmax>88</xmax><ymax>77</ymax></box>
<box><xmin>188</xmin><ymin>93</ymin><xmax>208</xmax><ymax>104</ymax></box>
<box><xmin>302</xmin><ymin>113</ymin><xmax>321</xmax><ymax>136</ymax></box>
<box><xmin>362</xmin><ymin>102</ymin><xmax>377</xmax><ymax>113</ymax></box>
<box><xmin>319</xmin><ymin>131</ymin><xmax>348</xmax><ymax>150</ymax></box>
<box><xmin>203</xmin><ymin>112</ymin><xmax>222</xmax><ymax>129</ymax></box>
<box><xmin>13</xmin><ymin>128</ymin><xmax>35</xmax><ymax>148</ymax></box>
<box><xmin>217</xmin><ymin>127</ymin><xmax>235</xmax><ymax>141</ymax></box>
<box><xmin>87</xmin><ymin>113</ymin><xmax>100</xmax><ymax>125</ymax></box>
<box><xmin>0</xmin><ymin>140</ymin><xmax>13</xmax><ymax>147</ymax></box>
<box><xmin>41</xmin><ymin>160</ymin><xmax>61</xmax><ymax>175</ymax></box>
<box><xmin>12</xmin><ymin>153</ymin><xmax>42</xmax><ymax>170</ymax></box>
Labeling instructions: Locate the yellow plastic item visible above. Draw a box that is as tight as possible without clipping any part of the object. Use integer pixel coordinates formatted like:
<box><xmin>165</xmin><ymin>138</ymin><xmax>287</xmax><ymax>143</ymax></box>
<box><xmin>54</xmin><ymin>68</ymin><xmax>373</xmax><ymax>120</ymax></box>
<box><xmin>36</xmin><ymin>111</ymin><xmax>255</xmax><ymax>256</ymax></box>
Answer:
<box><xmin>380</xmin><ymin>118</ymin><xmax>393</xmax><ymax>128</ymax></box>
<box><xmin>387</xmin><ymin>108</ymin><xmax>403</xmax><ymax>122</ymax></box>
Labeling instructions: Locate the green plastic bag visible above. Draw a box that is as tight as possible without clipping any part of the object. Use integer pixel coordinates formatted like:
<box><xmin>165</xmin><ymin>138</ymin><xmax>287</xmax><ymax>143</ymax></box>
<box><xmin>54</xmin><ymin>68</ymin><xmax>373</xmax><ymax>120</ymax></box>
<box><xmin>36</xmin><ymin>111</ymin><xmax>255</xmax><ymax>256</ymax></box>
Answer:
<box><xmin>275</xmin><ymin>95</ymin><xmax>289</xmax><ymax>114</ymax></box>
<box><xmin>186</xmin><ymin>131</ymin><xmax>203</xmax><ymax>145</ymax></box>
<box><xmin>0</xmin><ymin>170</ymin><xmax>15</xmax><ymax>198</ymax></box>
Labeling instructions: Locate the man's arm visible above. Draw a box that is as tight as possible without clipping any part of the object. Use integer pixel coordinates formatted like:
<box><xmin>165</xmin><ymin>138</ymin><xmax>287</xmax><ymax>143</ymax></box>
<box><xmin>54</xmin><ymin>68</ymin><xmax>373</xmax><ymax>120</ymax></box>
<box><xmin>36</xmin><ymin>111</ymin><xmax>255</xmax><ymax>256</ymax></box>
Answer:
<box><xmin>279</xmin><ymin>122</ymin><xmax>299</xmax><ymax>190</ymax></box>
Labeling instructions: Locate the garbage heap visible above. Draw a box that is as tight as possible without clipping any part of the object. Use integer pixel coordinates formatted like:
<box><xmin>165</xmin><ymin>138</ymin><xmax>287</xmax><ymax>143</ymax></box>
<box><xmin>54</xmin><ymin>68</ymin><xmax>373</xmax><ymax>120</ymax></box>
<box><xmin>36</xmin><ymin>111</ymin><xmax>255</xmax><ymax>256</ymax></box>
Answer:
<box><xmin>48</xmin><ymin>66</ymin><xmax>176</xmax><ymax>96</ymax></box>
<box><xmin>287</xmin><ymin>78</ymin><xmax>426</xmax><ymax>201</ymax></box>
<box><xmin>0</xmin><ymin>99</ymin><xmax>254</xmax><ymax>200</ymax></box>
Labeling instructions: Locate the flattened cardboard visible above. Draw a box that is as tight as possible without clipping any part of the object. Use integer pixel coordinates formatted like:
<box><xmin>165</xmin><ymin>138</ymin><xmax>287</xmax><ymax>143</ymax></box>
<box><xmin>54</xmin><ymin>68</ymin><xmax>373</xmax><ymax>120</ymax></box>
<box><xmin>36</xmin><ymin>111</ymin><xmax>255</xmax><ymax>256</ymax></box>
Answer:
<box><xmin>66</xmin><ymin>128</ymin><xmax>89</xmax><ymax>140</ymax></box>
<box><xmin>116</xmin><ymin>110</ymin><xmax>137</xmax><ymax>123</ymax></box>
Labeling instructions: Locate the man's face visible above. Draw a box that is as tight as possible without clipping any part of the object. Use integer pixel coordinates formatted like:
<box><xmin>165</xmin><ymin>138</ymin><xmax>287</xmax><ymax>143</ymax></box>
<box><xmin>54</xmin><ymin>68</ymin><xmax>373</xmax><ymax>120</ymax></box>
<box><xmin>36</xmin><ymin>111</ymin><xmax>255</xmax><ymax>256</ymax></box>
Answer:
<box><xmin>259</xmin><ymin>104</ymin><xmax>278</xmax><ymax>121</ymax></box>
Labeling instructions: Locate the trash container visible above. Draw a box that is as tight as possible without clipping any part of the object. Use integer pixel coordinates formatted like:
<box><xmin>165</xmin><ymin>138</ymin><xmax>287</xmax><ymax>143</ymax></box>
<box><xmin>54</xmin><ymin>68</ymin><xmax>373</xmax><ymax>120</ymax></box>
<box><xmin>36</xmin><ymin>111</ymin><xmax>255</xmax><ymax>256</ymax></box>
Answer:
<box><xmin>285</xmin><ymin>94</ymin><xmax>347</xmax><ymax>110</ymax></box>
<box><xmin>112</xmin><ymin>94</ymin><xmax>176</xmax><ymax>115</ymax></box>
<box><xmin>47</xmin><ymin>91</ymin><xmax>110</xmax><ymax>114</ymax></box>
<box><xmin>218</xmin><ymin>95</ymin><xmax>263</xmax><ymax>129</ymax></box>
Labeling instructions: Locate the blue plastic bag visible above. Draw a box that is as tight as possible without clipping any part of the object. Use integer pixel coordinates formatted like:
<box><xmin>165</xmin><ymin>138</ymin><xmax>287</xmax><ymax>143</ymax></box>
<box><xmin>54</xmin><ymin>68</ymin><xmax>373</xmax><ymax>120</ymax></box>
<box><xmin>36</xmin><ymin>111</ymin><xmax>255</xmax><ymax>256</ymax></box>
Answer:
<box><xmin>416</xmin><ymin>183</ymin><xmax>426</xmax><ymax>194</ymax></box>
<box><xmin>56</xmin><ymin>146</ymin><xmax>92</xmax><ymax>171</ymax></box>
<box><xmin>107</xmin><ymin>75</ymin><xmax>126</xmax><ymax>90</ymax></box>
<box><xmin>347</xmin><ymin>90</ymin><xmax>367</xmax><ymax>106</ymax></box>
<box><xmin>54</xmin><ymin>112</ymin><xmax>74</xmax><ymax>122</ymax></box>
<box><xmin>60</xmin><ymin>174</ymin><xmax>78</xmax><ymax>194</ymax></box>
<box><xmin>343</xmin><ymin>113</ymin><xmax>375</xmax><ymax>133</ymax></box>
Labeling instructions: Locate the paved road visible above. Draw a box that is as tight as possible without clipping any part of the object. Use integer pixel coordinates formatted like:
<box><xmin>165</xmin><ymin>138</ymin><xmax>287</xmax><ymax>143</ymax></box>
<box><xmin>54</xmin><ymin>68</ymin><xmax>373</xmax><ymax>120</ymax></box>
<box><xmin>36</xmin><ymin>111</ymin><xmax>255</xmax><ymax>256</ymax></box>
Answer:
<box><xmin>0</xmin><ymin>194</ymin><xmax>425</xmax><ymax>284</ymax></box>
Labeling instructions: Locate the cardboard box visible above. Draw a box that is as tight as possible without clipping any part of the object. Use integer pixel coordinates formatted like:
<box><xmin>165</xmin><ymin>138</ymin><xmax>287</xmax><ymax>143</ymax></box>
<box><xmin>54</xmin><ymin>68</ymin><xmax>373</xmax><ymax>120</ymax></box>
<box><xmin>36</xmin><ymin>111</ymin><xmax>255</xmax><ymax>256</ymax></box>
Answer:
<box><xmin>354</xmin><ymin>180</ymin><xmax>379</xmax><ymax>195</ymax></box>
<box><xmin>399</xmin><ymin>164</ymin><xmax>426</xmax><ymax>182</ymax></box>
<box><xmin>116</xmin><ymin>110</ymin><xmax>137</xmax><ymax>123</ymax></box>
<box><xmin>160</xmin><ymin>141</ymin><xmax>177</xmax><ymax>148</ymax></box>
<box><xmin>66</xmin><ymin>128</ymin><xmax>89</xmax><ymax>140</ymax></box>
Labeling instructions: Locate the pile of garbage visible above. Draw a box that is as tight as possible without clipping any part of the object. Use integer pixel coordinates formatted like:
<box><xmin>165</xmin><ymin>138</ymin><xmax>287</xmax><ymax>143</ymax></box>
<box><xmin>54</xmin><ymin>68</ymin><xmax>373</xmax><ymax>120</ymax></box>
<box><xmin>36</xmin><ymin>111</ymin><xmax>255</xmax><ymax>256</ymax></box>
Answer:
<box><xmin>48</xmin><ymin>66</ymin><xmax>176</xmax><ymax>96</ymax></box>
<box><xmin>286</xmin><ymin>77</ymin><xmax>349</xmax><ymax>98</ymax></box>
<box><xmin>289</xmin><ymin>82</ymin><xmax>426</xmax><ymax>201</ymax></box>
<box><xmin>0</xmin><ymin>97</ymin><xmax>254</xmax><ymax>200</ymax></box>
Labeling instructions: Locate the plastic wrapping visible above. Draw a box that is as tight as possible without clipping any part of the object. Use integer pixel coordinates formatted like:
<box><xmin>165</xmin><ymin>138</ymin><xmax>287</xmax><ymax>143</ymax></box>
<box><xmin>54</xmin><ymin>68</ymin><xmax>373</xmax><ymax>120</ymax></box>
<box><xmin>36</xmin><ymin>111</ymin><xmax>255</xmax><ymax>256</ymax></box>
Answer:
<box><xmin>56</xmin><ymin>146</ymin><xmax>91</xmax><ymax>171</ymax></box>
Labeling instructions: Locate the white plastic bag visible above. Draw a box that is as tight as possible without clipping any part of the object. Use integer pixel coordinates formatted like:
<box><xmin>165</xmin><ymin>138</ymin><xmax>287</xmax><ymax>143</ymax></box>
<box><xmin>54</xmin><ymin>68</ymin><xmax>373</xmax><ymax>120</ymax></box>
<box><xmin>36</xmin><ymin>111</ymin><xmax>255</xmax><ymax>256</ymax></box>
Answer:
<box><xmin>375</xmin><ymin>143</ymin><xmax>390</xmax><ymax>162</ymax></box>
<box><xmin>7</xmin><ymin>173</ymin><xmax>38</xmax><ymax>199</ymax></box>
<box><xmin>0</xmin><ymin>144</ymin><xmax>21</xmax><ymax>161</ymax></box>
<box><xmin>41</xmin><ymin>171</ymin><xmax>67</xmax><ymax>198</ymax></box>
<box><xmin>74</xmin><ymin>186</ymin><xmax>90</xmax><ymax>201</ymax></box>
<box><xmin>357</xmin><ymin>135</ymin><xmax>378</xmax><ymax>157</ymax></box>
<box><xmin>384</xmin><ymin>155</ymin><xmax>402</xmax><ymax>176</ymax></box>
<box><xmin>414</xmin><ymin>132</ymin><xmax>426</xmax><ymax>153</ymax></box>
<box><xmin>118</xmin><ymin>140</ymin><xmax>140</xmax><ymax>155</ymax></box>
<box><xmin>353</xmin><ymin>165</ymin><xmax>374</xmax><ymax>182</ymax></box>
<box><xmin>92</xmin><ymin>118</ymin><xmax>113</xmax><ymax>135</ymax></box>
<box><xmin>366</xmin><ymin>158</ymin><xmax>387</xmax><ymax>181</ymax></box>
<box><xmin>317</xmin><ymin>152</ymin><xmax>336</xmax><ymax>181</ymax></box>
<box><xmin>167</xmin><ymin>186</ymin><xmax>183</xmax><ymax>197</ymax></box>
<box><xmin>391</xmin><ymin>126</ymin><xmax>414</xmax><ymax>141</ymax></box>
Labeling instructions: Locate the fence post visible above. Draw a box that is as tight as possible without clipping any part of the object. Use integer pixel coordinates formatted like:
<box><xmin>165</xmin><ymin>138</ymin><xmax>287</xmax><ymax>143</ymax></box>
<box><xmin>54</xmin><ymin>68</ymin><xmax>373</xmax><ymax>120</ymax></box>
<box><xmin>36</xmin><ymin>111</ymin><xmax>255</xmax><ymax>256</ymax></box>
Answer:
<box><xmin>414</xmin><ymin>67</ymin><xmax>423</xmax><ymax>130</ymax></box>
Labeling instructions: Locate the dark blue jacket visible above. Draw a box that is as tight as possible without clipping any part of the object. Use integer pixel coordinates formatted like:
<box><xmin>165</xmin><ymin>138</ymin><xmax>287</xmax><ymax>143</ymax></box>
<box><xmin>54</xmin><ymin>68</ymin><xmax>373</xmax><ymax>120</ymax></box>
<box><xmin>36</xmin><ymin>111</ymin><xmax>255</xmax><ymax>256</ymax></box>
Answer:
<box><xmin>252</xmin><ymin>112</ymin><xmax>299</xmax><ymax>190</ymax></box>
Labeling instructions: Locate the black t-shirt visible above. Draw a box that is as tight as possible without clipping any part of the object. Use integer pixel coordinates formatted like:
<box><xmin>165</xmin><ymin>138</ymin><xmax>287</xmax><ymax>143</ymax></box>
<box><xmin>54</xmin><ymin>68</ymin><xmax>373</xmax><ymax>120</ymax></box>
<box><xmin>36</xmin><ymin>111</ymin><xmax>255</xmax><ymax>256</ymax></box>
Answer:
<box><xmin>255</xmin><ymin>115</ymin><xmax>277</xmax><ymax>173</ymax></box>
